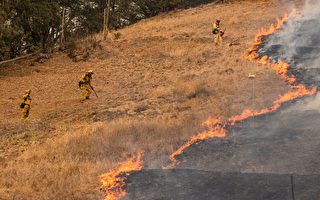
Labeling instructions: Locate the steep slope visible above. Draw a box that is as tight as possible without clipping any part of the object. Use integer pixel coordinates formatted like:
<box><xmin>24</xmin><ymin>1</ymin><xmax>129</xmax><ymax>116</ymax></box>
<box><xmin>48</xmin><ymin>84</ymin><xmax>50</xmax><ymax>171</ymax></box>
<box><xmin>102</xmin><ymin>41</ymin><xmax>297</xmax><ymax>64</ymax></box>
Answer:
<box><xmin>0</xmin><ymin>0</ymin><xmax>301</xmax><ymax>199</ymax></box>
<box><xmin>121</xmin><ymin>5</ymin><xmax>320</xmax><ymax>199</ymax></box>
<box><xmin>0</xmin><ymin>0</ymin><xmax>294</xmax><ymax>160</ymax></box>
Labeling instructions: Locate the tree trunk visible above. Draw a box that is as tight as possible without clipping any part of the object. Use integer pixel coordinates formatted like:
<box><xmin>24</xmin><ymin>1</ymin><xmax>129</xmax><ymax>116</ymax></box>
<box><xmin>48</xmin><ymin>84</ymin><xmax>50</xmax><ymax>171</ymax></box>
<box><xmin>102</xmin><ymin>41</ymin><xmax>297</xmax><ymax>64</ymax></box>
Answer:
<box><xmin>1</xmin><ymin>0</ymin><xmax>9</xmax><ymax>8</ymax></box>
<box><xmin>103</xmin><ymin>6</ymin><xmax>106</xmax><ymax>39</ymax></box>
<box><xmin>60</xmin><ymin>7</ymin><xmax>65</xmax><ymax>48</ymax></box>
<box><xmin>103</xmin><ymin>0</ymin><xmax>111</xmax><ymax>40</ymax></box>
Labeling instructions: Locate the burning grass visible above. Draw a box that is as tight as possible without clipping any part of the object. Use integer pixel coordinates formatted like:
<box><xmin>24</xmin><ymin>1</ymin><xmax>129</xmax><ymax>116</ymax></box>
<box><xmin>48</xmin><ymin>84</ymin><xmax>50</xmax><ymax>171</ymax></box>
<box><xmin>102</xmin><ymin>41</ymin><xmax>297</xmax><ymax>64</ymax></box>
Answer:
<box><xmin>100</xmin><ymin>152</ymin><xmax>143</xmax><ymax>200</ymax></box>
<box><xmin>164</xmin><ymin>84</ymin><xmax>317</xmax><ymax>169</ymax></box>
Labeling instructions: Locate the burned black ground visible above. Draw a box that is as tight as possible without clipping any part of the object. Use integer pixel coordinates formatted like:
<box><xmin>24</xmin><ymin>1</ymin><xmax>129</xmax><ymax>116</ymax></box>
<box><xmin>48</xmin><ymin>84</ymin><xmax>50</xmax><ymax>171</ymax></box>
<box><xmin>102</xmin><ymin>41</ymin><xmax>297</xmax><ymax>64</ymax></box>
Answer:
<box><xmin>124</xmin><ymin>170</ymin><xmax>320</xmax><ymax>200</ymax></box>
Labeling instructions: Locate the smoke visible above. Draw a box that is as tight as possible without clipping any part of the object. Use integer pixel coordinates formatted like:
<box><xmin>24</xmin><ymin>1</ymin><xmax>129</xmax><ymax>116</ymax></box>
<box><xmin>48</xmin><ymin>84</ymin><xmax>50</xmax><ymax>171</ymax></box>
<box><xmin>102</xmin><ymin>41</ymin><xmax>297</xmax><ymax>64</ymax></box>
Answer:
<box><xmin>259</xmin><ymin>0</ymin><xmax>320</xmax><ymax>87</ymax></box>
<box><xmin>303</xmin><ymin>0</ymin><xmax>320</xmax><ymax>15</ymax></box>
<box><xmin>265</xmin><ymin>0</ymin><xmax>320</xmax><ymax>73</ymax></box>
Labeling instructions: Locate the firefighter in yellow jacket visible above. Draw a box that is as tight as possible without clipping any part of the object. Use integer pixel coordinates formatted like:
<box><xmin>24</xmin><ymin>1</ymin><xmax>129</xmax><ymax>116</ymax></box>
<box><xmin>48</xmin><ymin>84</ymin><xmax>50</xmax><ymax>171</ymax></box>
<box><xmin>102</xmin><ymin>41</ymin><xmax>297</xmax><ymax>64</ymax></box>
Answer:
<box><xmin>21</xmin><ymin>90</ymin><xmax>31</xmax><ymax>119</ymax></box>
<box><xmin>79</xmin><ymin>70</ymin><xmax>95</xmax><ymax>100</ymax></box>
<box><xmin>212</xmin><ymin>19</ymin><xmax>224</xmax><ymax>45</ymax></box>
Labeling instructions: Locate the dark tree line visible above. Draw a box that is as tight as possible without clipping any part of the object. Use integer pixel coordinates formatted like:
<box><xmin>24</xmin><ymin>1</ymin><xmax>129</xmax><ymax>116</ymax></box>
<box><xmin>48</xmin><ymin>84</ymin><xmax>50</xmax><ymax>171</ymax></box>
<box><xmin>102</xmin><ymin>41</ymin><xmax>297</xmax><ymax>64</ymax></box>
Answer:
<box><xmin>0</xmin><ymin>0</ymin><xmax>215</xmax><ymax>61</ymax></box>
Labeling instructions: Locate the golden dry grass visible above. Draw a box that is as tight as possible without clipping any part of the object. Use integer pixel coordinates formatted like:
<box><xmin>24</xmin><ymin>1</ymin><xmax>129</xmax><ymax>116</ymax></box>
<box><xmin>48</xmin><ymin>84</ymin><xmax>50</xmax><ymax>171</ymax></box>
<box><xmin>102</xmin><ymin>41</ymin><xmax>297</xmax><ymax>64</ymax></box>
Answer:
<box><xmin>0</xmin><ymin>118</ymin><xmax>202</xmax><ymax>199</ymax></box>
<box><xmin>0</xmin><ymin>0</ymin><xmax>303</xmax><ymax>199</ymax></box>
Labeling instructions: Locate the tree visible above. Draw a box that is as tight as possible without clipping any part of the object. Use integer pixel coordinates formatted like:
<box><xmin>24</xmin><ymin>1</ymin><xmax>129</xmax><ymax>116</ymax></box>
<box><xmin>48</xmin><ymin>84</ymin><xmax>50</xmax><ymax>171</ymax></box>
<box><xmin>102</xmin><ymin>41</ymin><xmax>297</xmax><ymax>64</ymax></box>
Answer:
<box><xmin>0</xmin><ymin>6</ymin><xmax>25</xmax><ymax>60</ymax></box>
<box><xmin>12</xmin><ymin>1</ymin><xmax>61</xmax><ymax>51</ymax></box>
<box><xmin>0</xmin><ymin>0</ymin><xmax>190</xmax><ymax>61</ymax></box>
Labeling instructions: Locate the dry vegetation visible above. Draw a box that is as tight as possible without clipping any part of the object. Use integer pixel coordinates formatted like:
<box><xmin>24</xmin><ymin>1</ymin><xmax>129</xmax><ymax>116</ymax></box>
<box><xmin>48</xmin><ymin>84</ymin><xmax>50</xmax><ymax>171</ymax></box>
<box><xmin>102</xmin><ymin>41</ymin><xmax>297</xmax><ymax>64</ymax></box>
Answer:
<box><xmin>0</xmin><ymin>0</ymin><xmax>302</xmax><ymax>199</ymax></box>
<box><xmin>0</xmin><ymin>118</ymin><xmax>203</xmax><ymax>199</ymax></box>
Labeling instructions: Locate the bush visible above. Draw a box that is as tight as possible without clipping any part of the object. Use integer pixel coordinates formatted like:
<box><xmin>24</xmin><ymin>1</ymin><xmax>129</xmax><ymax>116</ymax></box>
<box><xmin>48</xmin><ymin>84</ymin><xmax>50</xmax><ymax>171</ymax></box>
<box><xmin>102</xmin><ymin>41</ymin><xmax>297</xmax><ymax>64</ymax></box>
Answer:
<box><xmin>114</xmin><ymin>32</ymin><xmax>121</xmax><ymax>40</ymax></box>
<box><xmin>174</xmin><ymin>79</ymin><xmax>211</xmax><ymax>100</ymax></box>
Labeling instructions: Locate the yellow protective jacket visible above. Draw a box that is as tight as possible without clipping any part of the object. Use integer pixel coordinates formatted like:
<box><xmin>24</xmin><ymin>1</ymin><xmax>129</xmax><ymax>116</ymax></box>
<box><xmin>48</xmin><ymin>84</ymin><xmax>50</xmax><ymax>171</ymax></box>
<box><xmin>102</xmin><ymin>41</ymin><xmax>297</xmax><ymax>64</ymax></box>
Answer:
<box><xmin>79</xmin><ymin>74</ymin><xmax>92</xmax><ymax>88</ymax></box>
<box><xmin>212</xmin><ymin>23</ymin><xmax>220</xmax><ymax>34</ymax></box>
<box><xmin>22</xmin><ymin>94</ymin><xmax>31</xmax><ymax>106</ymax></box>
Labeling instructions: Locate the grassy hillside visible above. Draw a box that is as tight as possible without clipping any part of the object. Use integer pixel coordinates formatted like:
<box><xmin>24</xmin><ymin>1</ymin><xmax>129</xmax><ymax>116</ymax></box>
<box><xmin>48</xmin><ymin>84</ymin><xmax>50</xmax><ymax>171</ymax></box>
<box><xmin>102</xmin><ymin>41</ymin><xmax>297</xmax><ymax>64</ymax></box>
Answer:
<box><xmin>0</xmin><ymin>0</ymin><xmax>300</xmax><ymax>199</ymax></box>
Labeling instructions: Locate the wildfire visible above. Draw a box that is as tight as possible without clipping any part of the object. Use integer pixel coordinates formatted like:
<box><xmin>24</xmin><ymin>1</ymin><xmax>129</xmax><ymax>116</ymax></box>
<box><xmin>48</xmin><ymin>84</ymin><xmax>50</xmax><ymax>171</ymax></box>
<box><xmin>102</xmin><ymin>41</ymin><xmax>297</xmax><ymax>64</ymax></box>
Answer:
<box><xmin>201</xmin><ymin>117</ymin><xmax>222</xmax><ymax>127</ymax></box>
<box><xmin>164</xmin><ymin>124</ymin><xmax>226</xmax><ymax>169</ymax></box>
<box><xmin>257</xmin><ymin>14</ymin><xmax>289</xmax><ymax>40</ymax></box>
<box><xmin>99</xmin><ymin>11</ymin><xmax>318</xmax><ymax>199</ymax></box>
<box><xmin>272</xmin><ymin>60</ymin><xmax>297</xmax><ymax>84</ymax></box>
<box><xmin>244</xmin><ymin>13</ymin><xmax>289</xmax><ymax>61</ymax></box>
<box><xmin>244</xmin><ymin>13</ymin><xmax>300</xmax><ymax>85</ymax></box>
<box><xmin>274</xmin><ymin>84</ymin><xmax>317</xmax><ymax>105</ymax></box>
<box><xmin>164</xmin><ymin>83</ymin><xmax>317</xmax><ymax>169</ymax></box>
<box><xmin>164</xmin><ymin>12</ymin><xmax>317</xmax><ymax>169</ymax></box>
<box><xmin>229</xmin><ymin>85</ymin><xmax>317</xmax><ymax>125</ymax></box>
<box><xmin>235</xmin><ymin>12</ymin><xmax>317</xmax><ymax>128</ymax></box>
<box><xmin>100</xmin><ymin>152</ymin><xmax>143</xmax><ymax>200</ymax></box>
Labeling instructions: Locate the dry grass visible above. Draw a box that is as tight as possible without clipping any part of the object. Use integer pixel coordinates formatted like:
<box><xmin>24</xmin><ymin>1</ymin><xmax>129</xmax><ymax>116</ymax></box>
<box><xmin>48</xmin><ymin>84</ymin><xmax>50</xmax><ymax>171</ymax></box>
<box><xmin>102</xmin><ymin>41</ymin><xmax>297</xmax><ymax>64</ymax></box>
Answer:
<box><xmin>0</xmin><ymin>0</ymin><xmax>299</xmax><ymax>199</ymax></box>
<box><xmin>173</xmin><ymin>78</ymin><xmax>211</xmax><ymax>100</ymax></box>
<box><xmin>0</xmin><ymin>117</ymin><xmax>202</xmax><ymax>200</ymax></box>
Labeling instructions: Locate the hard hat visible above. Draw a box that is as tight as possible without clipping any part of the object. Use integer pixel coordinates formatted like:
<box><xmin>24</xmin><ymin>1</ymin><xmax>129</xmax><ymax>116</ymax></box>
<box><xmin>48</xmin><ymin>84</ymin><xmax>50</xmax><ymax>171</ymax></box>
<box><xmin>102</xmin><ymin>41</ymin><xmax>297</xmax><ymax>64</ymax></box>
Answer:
<box><xmin>86</xmin><ymin>70</ymin><xmax>94</xmax><ymax>74</ymax></box>
<box><xmin>248</xmin><ymin>74</ymin><xmax>256</xmax><ymax>79</ymax></box>
<box><xmin>25</xmin><ymin>89</ymin><xmax>31</xmax><ymax>94</ymax></box>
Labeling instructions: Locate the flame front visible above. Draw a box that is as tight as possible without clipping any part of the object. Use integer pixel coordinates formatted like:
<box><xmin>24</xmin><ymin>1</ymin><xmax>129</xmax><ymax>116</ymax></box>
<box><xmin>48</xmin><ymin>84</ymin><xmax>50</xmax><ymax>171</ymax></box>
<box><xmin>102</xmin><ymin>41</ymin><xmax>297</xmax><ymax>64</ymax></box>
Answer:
<box><xmin>100</xmin><ymin>152</ymin><xmax>143</xmax><ymax>200</ymax></box>
<box><xmin>229</xmin><ymin>85</ymin><xmax>317</xmax><ymax>124</ymax></box>
<box><xmin>244</xmin><ymin>13</ymin><xmax>289</xmax><ymax>62</ymax></box>
<box><xmin>164</xmin><ymin>122</ymin><xmax>226</xmax><ymax>169</ymax></box>
<box><xmin>244</xmin><ymin>13</ymin><xmax>299</xmax><ymax>86</ymax></box>
<box><xmin>165</xmin><ymin>83</ymin><xmax>316</xmax><ymax>169</ymax></box>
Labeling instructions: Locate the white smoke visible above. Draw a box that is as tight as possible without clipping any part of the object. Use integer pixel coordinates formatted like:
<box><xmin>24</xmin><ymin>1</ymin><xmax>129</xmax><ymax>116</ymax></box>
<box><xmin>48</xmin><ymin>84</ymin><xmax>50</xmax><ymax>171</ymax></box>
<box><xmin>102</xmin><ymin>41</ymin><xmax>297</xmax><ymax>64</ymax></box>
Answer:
<box><xmin>303</xmin><ymin>0</ymin><xmax>320</xmax><ymax>16</ymax></box>
<box><xmin>263</xmin><ymin>0</ymin><xmax>320</xmax><ymax>86</ymax></box>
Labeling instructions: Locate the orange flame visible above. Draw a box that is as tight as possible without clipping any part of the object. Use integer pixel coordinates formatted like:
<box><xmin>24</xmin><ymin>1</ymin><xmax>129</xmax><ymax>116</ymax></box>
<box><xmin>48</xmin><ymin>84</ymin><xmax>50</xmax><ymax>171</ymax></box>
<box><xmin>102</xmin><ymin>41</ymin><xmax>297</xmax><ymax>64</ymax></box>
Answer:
<box><xmin>165</xmin><ymin>82</ymin><xmax>317</xmax><ymax>168</ymax></box>
<box><xmin>243</xmin><ymin>13</ymin><xmax>315</xmax><ymax>88</ymax></box>
<box><xmin>272</xmin><ymin>60</ymin><xmax>297</xmax><ymax>84</ymax></box>
<box><xmin>164</xmin><ymin>124</ymin><xmax>226</xmax><ymax>169</ymax></box>
<box><xmin>164</xmin><ymin>84</ymin><xmax>316</xmax><ymax>169</ymax></box>
<box><xmin>229</xmin><ymin>85</ymin><xmax>317</xmax><ymax>125</ymax></box>
<box><xmin>100</xmin><ymin>152</ymin><xmax>143</xmax><ymax>200</ymax></box>
<box><xmin>244</xmin><ymin>13</ymin><xmax>289</xmax><ymax>61</ymax></box>
<box><xmin>236</xmin><ymin>12</ymin><xmax>317</xmax><ymax>126</ymax></box>
<box><xmin>258</xmin><ymin>14</ymin><xmax>289</xmax><ymax>38</ymax></box>
<box><xmin>201</xmin><ymin>117</ymin><xmax>222</xmax><ymax>127</ymax></box>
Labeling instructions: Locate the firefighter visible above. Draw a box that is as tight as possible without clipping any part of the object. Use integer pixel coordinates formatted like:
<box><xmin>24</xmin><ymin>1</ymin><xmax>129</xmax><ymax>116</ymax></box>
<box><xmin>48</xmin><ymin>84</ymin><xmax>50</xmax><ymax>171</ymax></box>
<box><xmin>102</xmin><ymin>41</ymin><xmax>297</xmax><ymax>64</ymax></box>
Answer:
<box><xmin>20</xmin><ymin>89</ymin><xmax>31</xmax><ymax>119</ymax></box>
<box><xmin>212</xmin><ymin>19</ymin><xmax>224</xmax><ymax>45</ymax></box>
<box><xmin>79</xmin><ymin>70</ymin><xmax>94</xmax><ymax>101</ymax></box>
